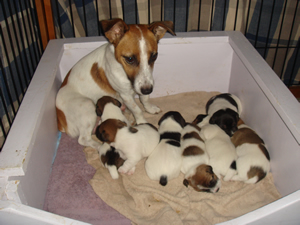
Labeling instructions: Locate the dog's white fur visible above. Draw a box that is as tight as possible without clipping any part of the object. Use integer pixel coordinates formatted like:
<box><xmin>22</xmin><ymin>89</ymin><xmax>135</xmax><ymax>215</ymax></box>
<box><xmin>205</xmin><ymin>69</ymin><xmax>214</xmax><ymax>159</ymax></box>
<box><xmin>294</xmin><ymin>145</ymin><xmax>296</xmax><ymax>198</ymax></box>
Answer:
<box><xmin>230</xmin><ymin>124</ymin><xmax>270</xmax><ymax>184</ymax></box>
<box><xmin>145</xmin><ymin>112</ymin><xmax>185</xmax><ymax>186</ymax></box>
<box><xmin>56</xmin><ymin>19</ymin><xmax>175</xmax><ymax>151</ymax></box>
<box><xmin>200</xmin><ymin>124</ymin><xmax>237</xmax><ymax>181</ymax></box>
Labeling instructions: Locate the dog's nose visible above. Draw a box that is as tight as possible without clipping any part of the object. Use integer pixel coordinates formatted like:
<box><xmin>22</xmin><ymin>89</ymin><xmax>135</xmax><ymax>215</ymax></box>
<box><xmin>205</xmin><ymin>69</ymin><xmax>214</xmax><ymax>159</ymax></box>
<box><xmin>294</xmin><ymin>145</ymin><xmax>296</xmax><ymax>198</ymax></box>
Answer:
<box><xmin>141</xmin><ymin>86</ymin><xmax>153</xmax><ymax>95</ymax></box>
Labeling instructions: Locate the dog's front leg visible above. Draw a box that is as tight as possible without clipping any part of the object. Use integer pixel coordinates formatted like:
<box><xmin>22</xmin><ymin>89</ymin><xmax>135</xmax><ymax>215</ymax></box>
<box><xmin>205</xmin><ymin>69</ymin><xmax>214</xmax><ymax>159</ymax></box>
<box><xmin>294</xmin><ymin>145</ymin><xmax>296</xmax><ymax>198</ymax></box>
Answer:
<box><xmin>120</xmin><ymin>94</ymin><xmax>147</xmax><ymax>124</ymax></box>
<box><xmin>139</xmin><ymin>95</ymin><xmax>161</xmax><ymax>114</ymax></box>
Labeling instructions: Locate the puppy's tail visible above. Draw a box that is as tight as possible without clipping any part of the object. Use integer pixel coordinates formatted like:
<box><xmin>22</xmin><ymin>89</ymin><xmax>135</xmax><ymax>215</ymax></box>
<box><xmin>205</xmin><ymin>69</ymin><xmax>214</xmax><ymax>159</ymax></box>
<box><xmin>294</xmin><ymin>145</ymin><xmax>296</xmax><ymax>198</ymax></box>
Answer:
<box><xmin>223</xmin><ymin>161</ymin><xmax>237</xmax><ymax>181</ymax></box>
<box><xmin>159</xmin><ymin>175</ymin><xmax>168</xmax><ymax>186</ymax></box>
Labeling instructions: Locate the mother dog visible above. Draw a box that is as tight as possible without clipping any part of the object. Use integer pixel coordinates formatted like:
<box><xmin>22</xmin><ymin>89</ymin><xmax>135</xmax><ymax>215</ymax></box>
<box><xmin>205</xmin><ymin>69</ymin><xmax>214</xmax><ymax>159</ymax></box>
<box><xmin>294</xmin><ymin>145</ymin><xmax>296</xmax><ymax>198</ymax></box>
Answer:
<box><xmin>56</xmin><ymin>18</ymin><xmax>175</xmax><ymax>150</ymax></box>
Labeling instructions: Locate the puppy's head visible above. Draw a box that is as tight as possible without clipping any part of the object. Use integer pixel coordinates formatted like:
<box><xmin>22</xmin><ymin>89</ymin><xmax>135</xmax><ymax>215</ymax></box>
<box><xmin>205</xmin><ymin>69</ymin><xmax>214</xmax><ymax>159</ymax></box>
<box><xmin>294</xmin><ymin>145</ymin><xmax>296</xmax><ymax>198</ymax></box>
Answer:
<box><xmin>95</xmin><ymin>119</ymin><xmax>127</xmax><ymax>143</ymax></box>
<box><xmin>96</xmin><ymin>96</ymin><xmax>122</xmax><ymax>116</ymax></box>
<box><xmin>100</xmin><ymin>18</ymin><xmax>175</xmax><ymax>96</ymax></box>
<box><xmin>183</xmin><ymin>164</ymin><xmax>220</xmax><ymax>193</ymax></box>
<box><xmin>158</xmin><ymin>111</ymin><xmax>186</xmax><ymax>128</ymax></box>
<box><xmin>209</xmin><ymin>109</ymin><xmax>239</xmax><ymax>136</ymax></box>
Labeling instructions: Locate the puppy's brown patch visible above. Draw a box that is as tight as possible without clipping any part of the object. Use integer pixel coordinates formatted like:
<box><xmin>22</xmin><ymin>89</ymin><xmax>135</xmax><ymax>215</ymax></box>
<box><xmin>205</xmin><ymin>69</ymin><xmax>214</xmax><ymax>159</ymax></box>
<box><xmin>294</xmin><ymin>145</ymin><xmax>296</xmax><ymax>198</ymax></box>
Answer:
<box><xmin>182</xmin><ymin>146</ymin><xmax>205</xmax><ymax>156</ymax></box>
<box><xmin>182</xmin><ymin>131</ymin><xmax>203</xmax><ymax>142</ymax></box>
<box><xmin>96</xmin><ymin>119</ymin><xmax>127</xmax><ymax>143</ymax></box>
<box><xmin>247</xmin><ymin>166</ymin><xmax>267</xmax><ymax>183</ymax></box>
<box><xmin>184</xmin><ymin>164</ymin><xmax>219</xmax><ymax>192</ymax></box>
<box><xmin>259</xmin><ymin>143</ymin><xmax>270</xmax><ymax>161</ymax></box>
<box><xmin>91</xmin><ymin>63</ymin><xmax>116</xmax><ymax>95</ymax></box>
<box><xmin>231</xmin><ymin>127</ymin><xmax>264</xmax><ymax>147</ymax></box>
<box><xmin>56</xmin><ymin>107</ymin><xmax>68</xmax><ymax>133</ymax></box>
<box><xmin>96</xmin><ymin>96</ymin><xmax>121</xmax><ymax>116</ymax></box>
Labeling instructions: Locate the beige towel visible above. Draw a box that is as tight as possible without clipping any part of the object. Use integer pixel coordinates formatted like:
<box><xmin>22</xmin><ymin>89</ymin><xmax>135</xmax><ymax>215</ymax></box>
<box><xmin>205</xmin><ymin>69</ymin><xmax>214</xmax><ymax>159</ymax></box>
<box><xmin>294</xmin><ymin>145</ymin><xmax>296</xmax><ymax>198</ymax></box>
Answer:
<box><xmin>85</xmin><ymin>91</ymin><xmax>281</xmax><ymax>225</ymax></box>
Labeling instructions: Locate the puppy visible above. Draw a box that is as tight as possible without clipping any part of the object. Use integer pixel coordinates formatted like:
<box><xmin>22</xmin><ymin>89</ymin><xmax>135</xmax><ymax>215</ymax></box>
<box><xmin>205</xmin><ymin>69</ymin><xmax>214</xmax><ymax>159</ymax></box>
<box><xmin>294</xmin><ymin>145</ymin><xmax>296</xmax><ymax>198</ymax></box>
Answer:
<box><xmin>145</xmin><ymin>111</ymin><xmax>186</xmax><ymax>186</ymax></box>
<box><xmin>181</xmin><ymin>123</ymin><xmax>221</xmax><ymax>193</ymax></box>
<box><xmin>56</xmin><ymin>18</ymin><xmax>175</xmax><ymax>150</ymax></box>
<box><xmin>200</xmin><ymin>124</ymin><xmax>237</xmax><ymax>181</ymax></box>
<box><xmin>230</xmin><ymin>119</ymin><xmax>270</xmax><ymax>183</ymax></box>
<box><xmin>98</xmin><ymin>142</ymin><xmax>125</xmax><ymax>179</ymax></box>
<box><xmin>206</xmin><ymin>93</ymin><xmax>242</xmax><ymax>136</ymax></box>
<box><xmin>192</xmin><ymin>114</ymin><xmax>210</xmax><ymax>128</ymax></box>
<box><xmin>96</xmin><ymin>119</ymin><xmax>159</xmax><ymax>175</ymax></box>
<box><xmin>96</xmin><ymin>96</ymin><xmax>129</xmax><ymax>179</ymax></box>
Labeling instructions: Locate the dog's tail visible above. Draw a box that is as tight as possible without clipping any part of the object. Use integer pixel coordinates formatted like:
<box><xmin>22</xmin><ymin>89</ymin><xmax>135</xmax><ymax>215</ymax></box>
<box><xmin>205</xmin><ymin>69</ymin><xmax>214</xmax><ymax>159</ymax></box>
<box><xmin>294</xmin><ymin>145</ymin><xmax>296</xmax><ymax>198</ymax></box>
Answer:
<box><xmin>223</xmin><ymin>161</ymin><xmax>237</xmax><ymax>181</ymax></box>
<box><xmin>159</xmin><ymin>175</ymin><xmax>168</xmax><ymax>186</ymax></box>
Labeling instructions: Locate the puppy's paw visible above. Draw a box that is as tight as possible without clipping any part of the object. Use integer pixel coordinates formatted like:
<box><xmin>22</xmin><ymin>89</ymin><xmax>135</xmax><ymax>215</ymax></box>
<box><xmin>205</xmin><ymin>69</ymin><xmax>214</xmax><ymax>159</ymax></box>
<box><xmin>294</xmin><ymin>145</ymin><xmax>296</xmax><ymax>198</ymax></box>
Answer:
<box><xmin>127</xmin><ymin>166</ymin><xmax>136</xmax><ymax>175</ymax></box>
<box><xmin>118</xmin><ymin>165</ymin><xmax>128</xmax><ymax>174</ymax></box>
<box><xmin>145</xmin><ymin>104</ymin><xmax>161</xmax><ymax>114</ymax></box>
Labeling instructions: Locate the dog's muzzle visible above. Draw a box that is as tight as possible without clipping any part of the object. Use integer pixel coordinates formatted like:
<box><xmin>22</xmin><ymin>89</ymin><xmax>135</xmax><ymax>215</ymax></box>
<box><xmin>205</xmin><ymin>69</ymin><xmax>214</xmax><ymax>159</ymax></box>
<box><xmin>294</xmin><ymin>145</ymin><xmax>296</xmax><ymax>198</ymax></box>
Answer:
<box><xmin>141</xmin><ymin>86</ymin><xmax>153</xmax><ymax>95</ymax></box>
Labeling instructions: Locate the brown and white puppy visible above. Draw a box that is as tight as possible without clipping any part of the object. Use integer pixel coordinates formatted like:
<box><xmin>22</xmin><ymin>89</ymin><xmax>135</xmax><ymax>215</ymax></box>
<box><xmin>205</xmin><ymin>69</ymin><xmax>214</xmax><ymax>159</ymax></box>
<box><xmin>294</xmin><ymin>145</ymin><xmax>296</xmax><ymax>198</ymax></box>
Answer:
<box><xmin>95</xmin><ymin>96</ymin><xmax>129</xmax><ymax>179</ymax></box>
<box><xmin>181</xmin><ymin>123</ymin><xmax>221</xmax><ymax>193</ymax></box>
<box><xmin>56</xmin><ymin>18</ymin><xmax>175</xmax><ymax>150</ymax></box>
<box><xmin>206</xmin><ymin>93</ymin><xmax>242</xmax><ymax>136</ymax></box>
<box><xmin>200</xmin><ymin>124</ymin><xmax>237</xmax><ymax>181</ymax></box>
<box><xmin>145</xmin><ymin>111</ymin><xmax>186</xmax><ymax>186</ymax></box>
<box><xmin>96</xmin><ymin>119</ymin><xmax>159</xmax><ymax>175</ymax></box>
<box><xmin>230</xmin><ymin>119</ymin><xmax>270</xmax><ymax>183</ymax></box>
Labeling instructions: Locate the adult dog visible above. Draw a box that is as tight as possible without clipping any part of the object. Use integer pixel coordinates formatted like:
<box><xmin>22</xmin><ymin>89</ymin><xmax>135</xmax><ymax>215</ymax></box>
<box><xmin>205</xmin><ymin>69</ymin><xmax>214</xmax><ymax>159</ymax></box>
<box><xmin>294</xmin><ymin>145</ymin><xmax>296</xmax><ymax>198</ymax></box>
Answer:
<box><xmin>56</xmin><ymin>18</ymin><xmax>175</xmax><ymax>150</ymax></box>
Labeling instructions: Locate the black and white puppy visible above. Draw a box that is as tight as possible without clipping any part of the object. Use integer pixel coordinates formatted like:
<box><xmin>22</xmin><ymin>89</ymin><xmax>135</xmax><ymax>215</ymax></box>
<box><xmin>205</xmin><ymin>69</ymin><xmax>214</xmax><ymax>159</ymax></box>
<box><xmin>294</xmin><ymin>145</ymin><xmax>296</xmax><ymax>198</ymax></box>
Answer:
<box><xmin>181</xmin><ymin>123</ymin><xmax>221</xmax><ymax>193</ymax></box>
<box><xmin>206</xmin><ymin>93</ymin><xmax>242</xmax><ymax>136</ymax></box>
<box><xmin>96</xmin><ymin>119</ymin><xmax>160</xmax><ymax>175</ymax></box>
<box><xmin>145</xmin><ymin>111</ymin><xmax>186</xmax><ymax>186</ymax></box>
<box><xmin>95</xmin><ymin>96</ymin><xmax>129</xmax><ymax>179</ymax></box>
<box><xmin>230</xmin><ymin>119</ymin><xmax>270</xmax><ymax>183</ymax></box>
<box><xmin>200</xmin><ymin>124</ymin><xmax>237</xmax><ymax>181</ymax></box>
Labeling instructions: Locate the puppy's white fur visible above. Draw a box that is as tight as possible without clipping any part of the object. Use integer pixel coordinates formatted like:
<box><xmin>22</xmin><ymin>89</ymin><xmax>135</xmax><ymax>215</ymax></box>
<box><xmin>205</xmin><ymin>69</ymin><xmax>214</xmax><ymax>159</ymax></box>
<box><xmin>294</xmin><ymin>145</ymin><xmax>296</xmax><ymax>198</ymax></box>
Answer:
<box><xmin>145</xmin><ymin>112</ymin><xmax>185</xmax><ymax>186</ymax></box>
<box><xmin>111</xmin><ymin>123</ymin><xmax>160</xmax><ymax>175</ymax></box>
<box><xmin>207</xmin><ymin>93</ymin><xmax>242</xmax><ymax>116</ymax></box>
<box><xmin>230</xmin><ymin>124</ymin><xmax>270</xmax><ymax>184</ymax></box>
<box><xmin>200</xmin><ymin>124</ymin><xmax>237</xmax><ymax>181</ymax></box>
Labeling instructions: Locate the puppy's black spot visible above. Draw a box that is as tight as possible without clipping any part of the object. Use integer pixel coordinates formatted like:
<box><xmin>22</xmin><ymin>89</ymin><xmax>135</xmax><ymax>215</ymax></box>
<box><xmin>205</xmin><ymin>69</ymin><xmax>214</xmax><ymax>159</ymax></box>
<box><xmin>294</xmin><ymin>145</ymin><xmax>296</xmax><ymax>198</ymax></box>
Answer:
<box><xmin>192</xmin><ymin>114</ymin><xmax>208</xmax><ymax>125</ymax></box>
<box><xmin>183</xmin><ymin>179</ymin><xmax>189</xmax><ymax>187</ymax></box>
<box><xmin>160</xmin><ymin>132</ymin><xmax>181</xmax><ymax>142</ymax></box>
<box><xmin>158</xmin><ymin>111</ymin><xmax>186</xmax><ymax>127</ymax></box>
<box><xmin>182</xmin><ymin>131</ymin><xmax>202</xmax><ymax>141</ymax></box>
<box><xmin>166</xmin><ymin>140</ymin><xmax>181</xmax><ymax>147</ymax></box>
<box><xmin>160</xmin><ymin>175</ymin><xmax>168</xmax><ymax>186</ymax></box>
<box><xmin>230</xmin><ymin>161</ymin><xmax>237</xmax><ymax>170</ymax></box>
<box><xmin>209</xmin><ymin>109</ymin><xmax>239</xmax><ymax>136</ymax></box>
<box><xmin>129</xmin><ymin>127</ymin><xmax>138</xmax><ymax>133</ymax></box>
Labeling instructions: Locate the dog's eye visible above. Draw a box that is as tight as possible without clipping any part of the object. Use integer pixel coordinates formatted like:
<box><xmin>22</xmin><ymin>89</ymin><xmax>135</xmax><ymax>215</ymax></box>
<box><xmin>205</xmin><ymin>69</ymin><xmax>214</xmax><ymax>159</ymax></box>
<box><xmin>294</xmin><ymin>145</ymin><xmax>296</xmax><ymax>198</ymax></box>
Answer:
<box><xmin>149</xmin><ymin>52</ymin><xmax>158</xmax><ymax>64</ymax></box>
<box><xmin>123</xmin><ymin>56</ymin><xmax>137</xmax><ymax>65</ymax></box>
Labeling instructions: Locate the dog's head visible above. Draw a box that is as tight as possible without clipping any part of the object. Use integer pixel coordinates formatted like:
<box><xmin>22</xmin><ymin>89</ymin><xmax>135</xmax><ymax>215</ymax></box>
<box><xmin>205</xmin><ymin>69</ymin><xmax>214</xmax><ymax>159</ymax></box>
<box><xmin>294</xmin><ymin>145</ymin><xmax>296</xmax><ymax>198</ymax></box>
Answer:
<box><xmin>100</xmin><ymin>18</ymin><xmax>175</xmax><ymax>96</ymax></box>
<box><xmin>183</xmin><ymin>164</ymin><xmax>220</xmax><ymax>193</ymax></box>
<box><xmin>95</xmin><ymin>119</ymin><xmax>127</xmax><ymax>143</ymax></box>
<box><xmin>158</xmin><ymin>111</ymin><xmax>186</xmax><ymax>128</ymax></box>
<box><xmin>209</xmin><ymin>109</ymin><xmax>239</xmax><ymax>136</ymax></box>
<box><xmin>96</xmin><ymin>96</ymin><xmax>122</xmax><ymax>117</ymax></box>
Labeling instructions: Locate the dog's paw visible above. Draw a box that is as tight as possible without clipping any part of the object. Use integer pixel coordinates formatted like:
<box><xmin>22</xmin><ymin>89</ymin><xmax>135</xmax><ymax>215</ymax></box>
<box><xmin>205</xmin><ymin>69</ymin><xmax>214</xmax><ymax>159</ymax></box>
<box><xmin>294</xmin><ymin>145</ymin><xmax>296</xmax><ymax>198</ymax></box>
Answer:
<box><xmin>127</xmin><ymin>166</ymin><xmax>136</xmax><ymax>175</ymax></box>
<box><xmin>118</xmin><ymin>166</ymin><xmax>128</xmax><ymax>174</ymax></box>
<box><xmin>145</xmin><ymin>104</ymin><xmax>161</xmax><ymax>114</ymax></box>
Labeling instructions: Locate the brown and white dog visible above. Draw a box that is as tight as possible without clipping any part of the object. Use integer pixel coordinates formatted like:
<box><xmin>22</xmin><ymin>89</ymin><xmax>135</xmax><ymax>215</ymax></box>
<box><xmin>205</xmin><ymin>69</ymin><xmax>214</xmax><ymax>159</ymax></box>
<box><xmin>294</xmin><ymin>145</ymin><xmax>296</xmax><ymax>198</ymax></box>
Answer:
<box><xmin>95</xmin><ymin>119</ymin><xmax>160</xmax><ymax>175</ymax></box>
<box><xmin>56</xmin><ymin>18</ymin><xmax>175</xmax><ymax>150</ymax></box>
<box><xmin>230</xmin><ymin>119</ymin><xmax>270</xmax><ymax>184</ymax></box>
<box><xmin>181</xmin><ymin>123</ymin><xmax>221</xmax><ymax>193</ymax></box>
<box><xmin>145</xmin><ymin>111</ymin><xmax>186</xmax><ymax>186</ymax></box>
<box><xmin>200</xmin><ymin>124</ymin><xmax>237</xmax><ymax>181</ymax></box>
<box><xmin>95</xmin><ymin>96</ymin><xmax>129</xmax><ymax>179</ymax></box>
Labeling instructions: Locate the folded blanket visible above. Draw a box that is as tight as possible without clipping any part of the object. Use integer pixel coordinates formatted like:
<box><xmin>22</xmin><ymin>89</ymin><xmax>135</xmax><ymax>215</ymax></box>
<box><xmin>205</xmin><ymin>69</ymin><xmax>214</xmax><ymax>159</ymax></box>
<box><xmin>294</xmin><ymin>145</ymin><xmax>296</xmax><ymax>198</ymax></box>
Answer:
<box><xmin>86</xmin><ymin>91</ymin><xmax>281</xmax><ymax>225</ymax></box>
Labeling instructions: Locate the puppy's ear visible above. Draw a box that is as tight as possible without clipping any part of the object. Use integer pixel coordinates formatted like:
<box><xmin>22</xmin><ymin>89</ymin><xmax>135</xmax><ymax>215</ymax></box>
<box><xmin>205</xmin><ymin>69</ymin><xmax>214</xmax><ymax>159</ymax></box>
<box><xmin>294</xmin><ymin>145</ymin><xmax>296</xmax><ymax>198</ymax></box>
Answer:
<box><xmin>183</xmin><ymin>179</ymin><xmax>190</xmax><ymax>187</ymax></box>
<box><xmin>112</xmin><ymin>98</ymin><xmax>122</xmax><ymax>108</ymax></box>
<box><xmin>148</xmin><ymin>21</ymin><xmax>176</xmax><ymax>42</ymax></box>
<box><xmin>116</xmin><ymin>120</ymin><xmax>127</xmax><ymax>129</ymax></box>
<box><xmin>100</xmin><ymin>18</ymin><xmax>129</xmax><ymax>46</ymax></box>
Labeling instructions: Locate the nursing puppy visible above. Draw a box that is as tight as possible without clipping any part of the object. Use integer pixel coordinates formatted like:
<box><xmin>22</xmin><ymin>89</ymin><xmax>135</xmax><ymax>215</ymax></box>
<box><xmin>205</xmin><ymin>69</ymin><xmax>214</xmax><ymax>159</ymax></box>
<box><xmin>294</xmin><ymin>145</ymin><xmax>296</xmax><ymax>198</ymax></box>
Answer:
<box><xmin>230</xmin><ymin>119</ymin><xmax>270</xmax><ymax>183</ymax></box>
<box><xmin>206</xmin><ymin>93</ymin><xmax>242</xmax><ymax>136</ymax></box>
<box><xmin>96</xmin><ymin>119</ymin><xmax>159</xmax><ymax>175</ymax></box>
<box><xmin>200</xmin><ymin>124</ymin><xmax>237</xmax><ymax>181</ymax></box>
<box><xmin>56</xmin><ymin>18</ymin><xmax>175</xmax><ymax>150</ymax></box>
<box><xmin>96</xmin><ymin>96</ymin><xmax>129</xmax><ymax>179</ymax></box>
<box><xmin>145</xmin><ymin>111</ymin><xmax>186</xmax><ymax>186</ymax></box>
<box><xmin>181</xmin><ymin>123</ymin><xmax>221</xmax><ymax>193</ymax></box>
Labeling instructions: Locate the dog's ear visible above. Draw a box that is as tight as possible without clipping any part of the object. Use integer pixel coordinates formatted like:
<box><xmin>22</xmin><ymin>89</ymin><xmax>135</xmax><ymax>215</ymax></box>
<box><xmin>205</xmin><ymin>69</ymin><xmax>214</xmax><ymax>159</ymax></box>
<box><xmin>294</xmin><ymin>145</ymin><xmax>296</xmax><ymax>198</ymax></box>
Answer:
<box><xmin>100</xmin><ymin>18</ymin><xmax>129</xmax><ymax>46</ymax></box>
<box><xmin>148</xmin><ymin>21</ymin><xmax>176</xmax><ymax>42</ymax></box>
